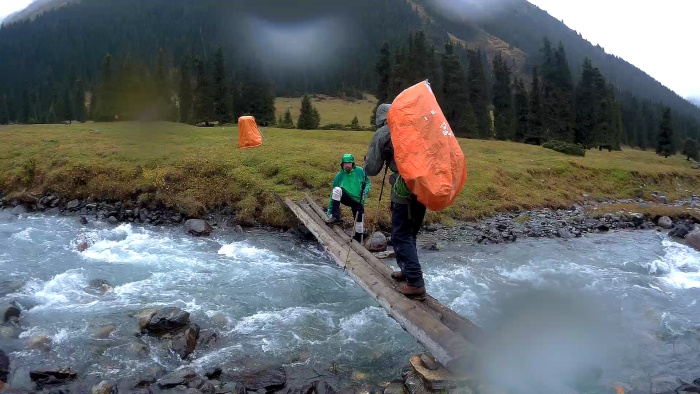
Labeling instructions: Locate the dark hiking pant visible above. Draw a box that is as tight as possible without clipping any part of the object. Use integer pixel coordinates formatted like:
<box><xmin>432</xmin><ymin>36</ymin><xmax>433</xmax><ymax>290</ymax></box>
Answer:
<box><xmin>391</xmin><ymin>200</ymin><xmax>427</xmax><ymax>288</ymax></box>
<box><xmin>330</xmin><ymin>187</ymin><xmax>364</xmax><ymax>242</ymax></box>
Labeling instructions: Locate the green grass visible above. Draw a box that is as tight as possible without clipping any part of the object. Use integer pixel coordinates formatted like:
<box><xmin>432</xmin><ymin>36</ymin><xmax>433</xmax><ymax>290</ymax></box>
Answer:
<box><xmin>275</xmin><ymin>95</ymin><xmax>377</xmax><ymax>127</ymax></box>
<box><xmin>1</xmin><ymin>121</ymin><xmax>699</xmax><ymax>228</ymax></box>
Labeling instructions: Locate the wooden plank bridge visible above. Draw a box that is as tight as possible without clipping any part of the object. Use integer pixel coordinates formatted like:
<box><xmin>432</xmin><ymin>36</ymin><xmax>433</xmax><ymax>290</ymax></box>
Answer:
<box><xmin>283</xmin><ymin>193</ymin><xmax>483</xmax><ymax>373</ymax></box>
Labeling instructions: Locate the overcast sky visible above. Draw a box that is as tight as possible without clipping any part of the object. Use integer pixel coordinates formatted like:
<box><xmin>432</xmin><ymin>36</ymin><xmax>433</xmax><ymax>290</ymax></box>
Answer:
<box><xmin>1</xmin><ymin>0</ymin><xmax>698</xmax><ymax>98</ymax></box>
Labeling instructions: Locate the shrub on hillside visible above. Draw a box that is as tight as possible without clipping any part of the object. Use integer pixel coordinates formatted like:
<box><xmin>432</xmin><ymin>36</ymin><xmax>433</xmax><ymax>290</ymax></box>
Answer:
<box><xmin>542</xmin><ymin>140</ymin><xmax>586</xmax><ymax>157</ymax></box>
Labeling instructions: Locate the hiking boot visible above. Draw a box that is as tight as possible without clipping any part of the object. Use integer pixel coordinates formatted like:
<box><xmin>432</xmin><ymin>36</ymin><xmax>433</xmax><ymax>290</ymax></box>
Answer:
<box><xmin>397</xmin><ymin>285</ymin><xmax>426</xmax><ymax>298</ymax></box>
<box><xmin>325</xmin><ymin>215</ymin><xmax>341</xmax><ymax>226</ymax></box>
<box><xmin>390</xmin><ymin>271</ymin><xmax>406</xmax><ymax>282</ymax></box>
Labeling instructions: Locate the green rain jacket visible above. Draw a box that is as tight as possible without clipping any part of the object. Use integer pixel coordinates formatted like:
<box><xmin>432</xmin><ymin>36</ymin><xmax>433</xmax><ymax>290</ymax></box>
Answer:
<box><xmin>327</xmin><ymin>154</ymin><xmax>371</xmax><ymax>215</ymax></box>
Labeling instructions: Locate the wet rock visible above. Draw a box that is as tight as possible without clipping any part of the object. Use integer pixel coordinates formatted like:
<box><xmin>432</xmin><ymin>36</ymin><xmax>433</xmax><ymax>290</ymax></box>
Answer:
<box><xmin>383</xmin><ymin>383</ymin><xmax>406</xmax><ymax>394</ymax></box>
<box><xmin>204</xmin><ymin>368</ymin><xmax>222</xmax><ymax>380</ymax></box>
<box><xmin>95</xmin><ymin>325</ymin><xmax>117</xmax><ymax>339</ymax></box>
<box><xmin>78</xmin><ymin>216</ymin><xmax>89</xmax><ymax>225</ymax></box>
<box><xmin>594</xmin><ymin>220</ymin><xmax>609</xmax><ymax>232</ymax></box>
<box><xmin>669</xmin><ymin>224</ymin><xmax>690</xmax><ymax>239</ymax></box>
<box><xmin>0</xmin><ymin>349</ymin><xmax>9</xmax><ymax>383</ymax></box>
<box><xmin>148</xmin><ymin>307</ymin><xmax>190</xmax><ymax>333</ymax></box>
<box><xmin>185</xmin><ymin>220</ymin><xmax>213</xmax><ymax>237</ymax></box>
<box><xmin>157</xmin><ymin>369</ymin><xmax>197</xmax><ymax>388</ymax></box>
<box><xmin>66</xmin><ymin>200</ymin><xmax>80</xmax><ymax>210</ymax></box>
<box><xmin>631</xmin><ymin>213</ymin><xmax>645</xmax><ymax>227</ymax></box>
<box><xmin>687</xmin><ymin>230</ymin><xmax>700</xmax><ymax>251</ymax></box>
<box><xmin>420</xmin><ymin>242</ymin><xmax>439</xmax><ymax>251</ymax></box>
<box><xmin>222</xmin><ymin>382</ymin><xmax>245</xmax><ymax>394</ymax></box>
<box><xmin>139</xmin><ymin>209</ymin><xmax>149</xmax><ymax>222</ymax></box>
<box><xmin>92</xmin><ymin>381</ymin><xmax>115</xmax><ymax>394</ymax></box>
<box><xmin>658</xmin><ymin>216</ymin><xmax>673</xmax><ymax>229</ymax></box>
<box><xmin>198</xmin><ymin>381</ymin><xmax>216</xmax><ymax>394</ymax></box>
<box><xmin>171</xmin><ymin>323</ymin><xmax>200</xmax><ymax>359</ymax></box>
<box><xmin>237</xmin><ymin>366</ymin><xmax>286</xmax><ymax>392</ymax></box>
<box><xmin>108</xmin><ymin>216</ymin><xmax>119</xmax><ymax>225</ymax></box>
<box><xmin>28</xmin><ymin>335</ymin><xmax>52</xmax><ymax>351</ymax></box>
<box><xmin>11</xmin><ymin>205</ymin><xmax>28</xmax><ymax>215</ymax></box>
<box><xmin>0</xmin><ymin>325</ymin><xmax>21</xmax><ymax>339</ymax></box>
<box><xmin>365</xmin><ymin>232</ymin><xmax>387</xmax><ymax>252</ymax></box>
<box><xmin>128</xmin><ymin>343</ymin><xmax>149</xmax><ymax>357</ymax></box>
<box><xmin>136</xmin><ymin>309</ymin><xmax>159</xmax><ymax>330</ymax></box>
<box><xmin>46</xmin><ymin>207</ymin><xmax>61</xmax><ymax>215</ymax></box>
<box><xmin>233</xmin><ymin>225</ymin><xmax>244</xmax><ymax>234</ymax></box>
<box><xmin>197</xmin><ymin>330</ymin><xmax>220</xmax><ymax>349</ymax></box>
<box><xmin>556</xmin><ymin>227</ymin><xmax>573</xmax><ymax>239</ymax></box>
<box><xmin>314</xmin><ymin>381</ymin><xmax>336</xmax><ymax>394</ymax></box>
<box><xmin>419</xmin><ymin>354</ymin><xmax>440</xmax><ymax>371</ymax></box>
<box><xmin>3</xmin><ymin>302</ymin><xmax>20</xmax><ymax>323</ymax></box>
<box><xmin>87</xmin><ymin>279</ymin><xmax>112</xmax><ymax>293</ymax></box>
<box><xmin>30</xmin><ymin>367</ymin><xmax>77</xmax><ymax>386</ymax></box>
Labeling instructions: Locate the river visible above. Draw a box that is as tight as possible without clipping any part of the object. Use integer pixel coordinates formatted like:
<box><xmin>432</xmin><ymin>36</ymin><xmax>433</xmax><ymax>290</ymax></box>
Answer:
<box><xmin>1</xmin><ymin>211</ymin><xmax>700</xmax><ymax>393</ymax></box>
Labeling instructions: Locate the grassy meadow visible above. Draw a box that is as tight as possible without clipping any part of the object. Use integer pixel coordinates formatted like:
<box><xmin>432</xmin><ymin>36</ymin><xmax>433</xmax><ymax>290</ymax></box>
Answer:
<box><xmin>275</xmin><ymin>95</ymin><xmax>377</xmax><ymax>127</ymax></box>
<box><xmin>1</xmin><ymin>121</ymin><xmax>699</xmax><ymax>228</ymax></box>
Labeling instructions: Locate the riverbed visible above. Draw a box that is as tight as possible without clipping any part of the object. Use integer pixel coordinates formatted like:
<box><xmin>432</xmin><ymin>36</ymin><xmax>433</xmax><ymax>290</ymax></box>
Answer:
<box><xmin>1</xmin><ymin>211</ymin><xmax>700</xmax><ymax>393</ymax></box>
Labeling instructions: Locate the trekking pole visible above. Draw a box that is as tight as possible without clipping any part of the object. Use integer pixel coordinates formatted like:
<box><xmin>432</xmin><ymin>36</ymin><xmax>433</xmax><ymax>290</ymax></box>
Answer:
<box><xmin>345</xmin><ymin>171</ymin><xmax>369</xmax><ymax>266</ymax></box>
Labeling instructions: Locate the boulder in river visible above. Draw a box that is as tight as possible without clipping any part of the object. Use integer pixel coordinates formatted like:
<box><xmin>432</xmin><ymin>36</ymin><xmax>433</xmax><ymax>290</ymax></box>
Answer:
<box><xmin>107</xmin><ymin>216</ymin><xmax>119</xmax><ymax>225</ymax></box>
<box><xmin>66</xmin><ymin>200</ymin><xmax>80</xmax><ymax>210</ymax></box>
<box><xmin>236</xmin><ymin>366</ymin><xmax>287</xmax><ymax>392</ymax></box>
<box><xmin>185</xmin><ymin>219</ymin><xmax>213</xmax><ymax>237</ymax></box>
<box><xmin>95</xmin><ymin>325</ymin><xmax>117</xmax><ymax>339</ymax></box>
<box><xmin>30</xmin><ymin>367</ymin><xmax>77</xmax><ymax>388</ymax></box>
<box><xmin>171</xmin><ymin>323</ymin><xmax>200</xmax><ymax>359</ymax></box>
<box><xmin>657</xmin><ymin>216</ymin><xmax>673</xmax><ymax>229</ymax></box>
<box><xmin>157</xmin><ymin>369</ymin><xmax>197</xmax><ymax>388</ymax></box>
<box><xmin>147</xmin><ymin>307</ymin><xmax>190</xmax><ymax>333</ymax></box>
<box><xmin>88</xmin><ymin>279</ymin><xmax>113</xmax><ymax>293</ymax></box>
<box><xmin>669</xmin><ymin>224</ymin><xmax>690</xmax><ymax>239</ymax></box>
<box><xmin>11</xmin><ymin>205</ymin><xmax>28</xmax><ymax>215</ymax></box>
<box><xmin>687</xmin><ymin>230</ymin><xmax>700</xmax><ymax>251</ymax></box>
<box><xmin>136</xmin><ymin>309</ymin><xmax>159</xmax><ymax>330</ymax></box>
<box><xmin>630</xmin><ymin>213</ymin><xmax>645</xmax><ymax>227</ymax></box>
<box><xmin>28</xmin><ymin>335</ymin><xmax>52</xmax><ymax>351</ymax></box>
<box><xmin>365</xmin><ymin>232</ymin><xmax>387</xmax><ymax>252</ymax></box>
<box><xmin>0</xmin><ymin>349</ymin><xmax>9</xmax><ymax>383</ymax></box>
<box><xmin>2</xmin><ymin>302</ymin><xmax>20</xmax><ymax>323</ymax></box>
<box><xmin>78</xmin><ymin>216</ymin><xmax>88</xmax><ymax>225</ymax></box>
<box><xmin>91</xmin><ymin>380</ymin><xmax>115</xmax><ymax>394</ymax></box>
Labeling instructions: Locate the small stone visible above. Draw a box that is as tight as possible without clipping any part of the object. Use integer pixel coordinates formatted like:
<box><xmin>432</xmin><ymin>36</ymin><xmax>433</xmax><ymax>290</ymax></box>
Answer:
<box><xmin>657</xmin><ymin>216</ymin><xmax>673</xmax><ymax>229</ymax></box>
<box><xmin>108</xmin><ymin>216</ymin><xmax>119</xmax><ymax>225</ymax></box>
<box><xmin>78</xmin><ymin>216</ymin><xmax>88</xmax><ymax>225</ymax></box>
<box><xmin>3</xmin><ymin>302</ymin><xmax>20</xmax><ymax>323</ymax></box>
<box><xmin>0</xmin><ymin>349</ymin><xmax>9</xmax><ymax>383</ymax></box>
<box><xmin>91</xmin><ymin>381</ymin><xmax>115</xmax><ymax>394</ymax></box>
<box><xmin>233</xmin><ymin>225</ymin><xmax>243</xmax><ymax>233</ymax></box>
<box><xmin>67</xmin><ymin>200</ymin><xmax>80</xmax><ymax>210</ymax></box>
<box><xmin>28</xmin><ymin>335</ymin><xmax>52</xmax><ymax>351</ymax></box>
<box><xmin>204</xmin><ymin>367</ymin><xmax>222</xmax><ymax>380</ymax></box>
<box><xmin>419</xmin><ymin>354</ymin><xmax>440</xmax><ymax>371</ymax></box>
<box><xmin>147</xmin><ymin>307</ymin><xmax>190</xmax><ymax>333</ymax></box>
<box><xmin>365</xmin><ymin>232</ymin><xmax>387</xmax><ymax>252</ymax></box>
<box><xmin>185</xmin><ymin>219</ymin><xmax>213</xmax><ymax>236</ymax></box>
<box><xmin>11</xmin><ymin>205</ymin><xmax>28</xmax><ymax>215</ymax></box>
<box><xmin>383</xmin><ymin>383</ymin><xmax>406</xmax><ymax>394</ymax></box>
<box><xmin>171</xmin><ymin>323</ymin><xmax>200</xmax><ymax>359</ymax></box>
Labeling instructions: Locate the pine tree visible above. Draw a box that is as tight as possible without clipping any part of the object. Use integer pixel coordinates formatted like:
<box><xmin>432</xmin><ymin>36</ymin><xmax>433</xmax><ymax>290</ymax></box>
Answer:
<box><xmin>20</xmin><ymin>87</ymin><xmax>31</xmax><ymax>124</ymax></box>
<box><xmin>467</xmin><ymin>49</ymin><xmax>491</xmax><ymax>139</ymax></box>
<box><xmin>74</xmin><ymin>79</ymin><xmax>85</xmax><ymax>122</ymax></box>
<box><xmin>193</xmin><ymin>57</ymin><xmax>213</xmax><ymax>124</ymax></box>
<box><xmin>512</xmin><ymin>78</ymin><xmax>529</xmax><ymax>142</ymax></box>
<box><xmin>96</xmin><ymin>53</ymin><xmax>114</xmax><ymax>121</ymax></box>
<box><xmin>575</xmin><ymin>58</ymin><xmax>598</xmax><ymax>148</ymax></box>
<box><xmin>526</xmin><ymin>67</ymin><xmax>544</xmax><ymax>145</ymax></box>
<box><xmin>239</xmin><ymin>61</ymin><xmax>276</xmax><ymax>125</ymax></box>
<box><xmin>61</xmin><ymin>86</ymin><xmax>73</xmax><ymax>122</ymax></box>
<box><xmin>441</xmin><ymin>42</ymin><xmax>469</xmax><ymax>136</ymax></box>
<box><xmin>351</xmin><ymin>116</ymin><xmax>361</xmax><ymax>130</ymax></box>
<box><xmin>375</xmin><ymin>42</ymin><xmax>392</xmax><ymax>104</ymax></box>
<box><xmin>212</xmin><ymin>46</ymin><xmax>230</xmax><ymax>123</ymax></box>
<box><xmin>0</xmin><ymin>95</ymin><xmax>9</xmax><ymax>125</ymax></box>
<box><xmin>178</xmin><ymin>56</ymin><xmax>193</xmax><ymax>124</ymax></box>
<box><xmin>657</xmin><ymin>108</ymin><xmax>675</xmax><ymax>158</ymax></box>
<box><xmin>389</xmin><ymin>48</ymin><xmax>410</xmax><ymax>100</ymax></box>
<box><xmin>682</xmin><ymin>138</ymin><xmax>699</xmax><ymax>161</ymax></box>
<box><xmin>280</xmin><ymin>108</ymin><xmax>295</xmax><ymax>129</ymax></box>
<box><xmin>492</xmin><ymin>52</ymin><xmax>514</xmax><ymax>141</ymax></box>
<box><xmin>459</xmin><ymin>101</ymin><xmax>478</xmax><ymax>138</ymax></box>
<box><xmin>297</xmin><ymin>95</ymin><xmax>320</xmax><ymax>129</ymax></box>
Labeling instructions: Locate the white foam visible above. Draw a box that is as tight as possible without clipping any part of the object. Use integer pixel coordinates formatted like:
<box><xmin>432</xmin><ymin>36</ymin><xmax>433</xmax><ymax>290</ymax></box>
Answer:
<box><xmin>656</xmin><ymin>239</ymin><xmax>700</xmax><ymax>289</ymax></box>
<box><xmin>234</xmin><ymin>307</ymin><xmax>335</xmax><ymax>334</ymax></box>
<box><xmin>23</xmin><ymin>269</ymin><xmax>95</xmax><ymax>309</ymax></box>
<box><xmin>10</xmin><ymin>227</ymin><xmax>34</xmax><ymax>242</ymax></box>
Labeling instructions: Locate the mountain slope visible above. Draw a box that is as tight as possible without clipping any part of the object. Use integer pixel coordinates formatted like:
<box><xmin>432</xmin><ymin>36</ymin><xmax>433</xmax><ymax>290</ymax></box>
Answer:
<box><xmin>689</xmin><ymin>97</ymin><xmax>700</xmax><ymax>108</ymax></box>
<box><xmin>3</xmin><ymin>0</ymin><xmax>78</xmax><ymax>24</ymax></box>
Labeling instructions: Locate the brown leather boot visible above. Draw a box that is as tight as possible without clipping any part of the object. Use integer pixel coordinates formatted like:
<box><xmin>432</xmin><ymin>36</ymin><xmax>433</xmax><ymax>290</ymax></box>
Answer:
<box><xmin>391</xmin><ymin>271</ymin><xmax>406</xmax><ymax>282</ymax></box>
<box><xmin>397</xmin><ymin>285</ymin><xmax>426</xmax><ymax>298</ymax></box>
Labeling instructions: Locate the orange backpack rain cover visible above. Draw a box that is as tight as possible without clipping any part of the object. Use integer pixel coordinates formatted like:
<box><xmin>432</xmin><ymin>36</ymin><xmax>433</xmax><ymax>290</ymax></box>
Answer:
<box><xmin>238</xmin><ymin>116</ymin><xmax>262</xmax><ymax>149</ymax></box>
<box><xmin>387</xmin><ymin>81</ymin><xmax>467</xmax><ymax>211</ymax></box>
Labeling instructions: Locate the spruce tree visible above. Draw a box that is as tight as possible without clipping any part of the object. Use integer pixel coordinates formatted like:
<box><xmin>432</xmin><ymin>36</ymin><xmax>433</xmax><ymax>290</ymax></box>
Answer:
<box><xmin>280</xmin><ymin>108</ymin><xmax>295</xmax><ymax>129</ymax></box>
<box><xmin>574</xmin><ymin>58</ymin><xmax>597</xmax><ymax>148</ymax></box>
<box><xmin>351</xmin><ymin>116</ymin><xmax>361</xmax><ymax>130</ymax></box>
<box><xmin>389</xmin><ymin>48</ymin><xmax>410</xmax><ymax>100</ymax></box>
<box><xmin>0</xmin><ymin>95</ymin><xmax>9</xmax><ymax>125</ymax></box>
<box><xmin>297</xmin><ymin>95</ymin><xmax>319</xmax><ymax>129</ymax></box>
<box><xmin>459</xmin><ymin>101</ymin><xmax>478</xmax><ymax>138</ymax></box>
<box><xmin>375</xmin><ymin>42</ymin><xmax>392</xmax><ymax>104</ymax></box>
<box><xmin>526</xmin><ymin>67</ymin><xmax>544</xmax><ymax>145</ymax></box>
<box><xmin>74</xmin><ymin>79</ymin><xmax>85</xmax><ymax>122</ymax></box>
<box><xmin>20</xmin><ymin>87</ymin><xmax>31</xmax><ymax>124</ymax></box>
<box><xmin>513</xmin><ymin>78</ymin><xmax>529</xmax><ymax>142</ymax></box>
<box><xmin>441</xmin><ymin>42</ymin><xmax>469</xmax><ymax>136</ymax></box>
<box><xmin>178</xmin><ymin>56</ymin><xmax>193</xmax><ymax>124</ymax></box>
<box><xmin>682</xmin><ymin>138</ymin><xmax>699</xmax><ymax>161</ymax></box>
<box><xmin>492</xmin><ymin>52</ymin><xmax>514</xmax><ymax>141</ymax></box>
<box><xmin>96</xmin><ymin>53</ymin><xmax>114</xmax><ymax>121</ymax></box>
<box><xmin>657</xmin><ymin>108</ymin><xmax>675</xmax><ymax>158</ymax></box>
<box><xmin>239</xmin><ymin>61</ymin><xmax>276</xmax><ymax>125</ymax></box>
<box><xmin>212</xmin><ymin>46</ymin><xmax>230</xmax><ymax>123</ymax></box>
<box><xmin>193</xmin><ymin>57</ymin><xmax>213</xmax><ymax>124</ymax></box>
<box><xmin>467</xmin><ymin>49</ymin><xmax>491</xmax><ymax>139</ymax></box>
<box><xmin>62</xmin><ymin>86</ymin><xmax>73</xmax><ymax>122</ymax></box>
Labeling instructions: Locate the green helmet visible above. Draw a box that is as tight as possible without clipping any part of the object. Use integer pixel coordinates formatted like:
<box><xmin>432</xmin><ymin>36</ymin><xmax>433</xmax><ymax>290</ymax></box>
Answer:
<box><xmin>341</xmin><ymin>154</ymin><xmax>355</xmax><ymax>164</ymax></box>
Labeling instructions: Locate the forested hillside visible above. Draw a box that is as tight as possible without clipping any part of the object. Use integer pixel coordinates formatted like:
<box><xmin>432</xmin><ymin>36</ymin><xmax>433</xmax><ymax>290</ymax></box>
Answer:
<box><xmin>0</xmin><ymin>0</ymin><xmax>698</xmax><ymax>150</ymax></box>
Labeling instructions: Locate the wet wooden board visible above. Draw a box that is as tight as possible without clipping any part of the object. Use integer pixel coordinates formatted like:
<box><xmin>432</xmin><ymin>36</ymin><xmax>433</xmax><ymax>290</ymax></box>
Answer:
<box><xmin>285</xmin><ymin>196</ymin><xmax>480</xmax><ymax>372</ymax></box>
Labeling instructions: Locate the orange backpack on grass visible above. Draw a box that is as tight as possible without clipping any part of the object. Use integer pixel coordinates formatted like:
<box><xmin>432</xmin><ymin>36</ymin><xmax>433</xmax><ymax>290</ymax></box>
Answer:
<box><xmin>238</xmin><ymin>116</ymin><xmax>263</xmax><ymax>149</ymax></box>
<box><xmin>387</xmin><ymin>80</ymin><xmax>467</xmax><ymax>211</ymax></box>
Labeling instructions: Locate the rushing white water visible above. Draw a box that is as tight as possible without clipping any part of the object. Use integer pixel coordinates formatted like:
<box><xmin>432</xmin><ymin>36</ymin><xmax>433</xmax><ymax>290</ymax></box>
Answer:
<box><xmin>1</xmin><ymin>210</ymin><xmax>700</xmax><ymax>393</ymax></box>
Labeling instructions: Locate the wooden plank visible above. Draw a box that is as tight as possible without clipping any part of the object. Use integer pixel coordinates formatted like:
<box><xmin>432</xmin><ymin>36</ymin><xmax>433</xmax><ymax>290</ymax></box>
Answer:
<box><xmin>304</xmin><ymin>194</ymin><xmax>484</xmax><ymax>344</ymax></box>
<box><xmin>285</xmin><ymin>198</ymin><xmax>477</xmax><ymax>372</ymax></box>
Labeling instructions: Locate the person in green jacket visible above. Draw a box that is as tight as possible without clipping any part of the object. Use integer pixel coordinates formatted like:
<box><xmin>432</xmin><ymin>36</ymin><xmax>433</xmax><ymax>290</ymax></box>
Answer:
<box><xmin>326</xmin><ymin>153</ymin><xmax>371</xmax><ymax>242</ymax></box>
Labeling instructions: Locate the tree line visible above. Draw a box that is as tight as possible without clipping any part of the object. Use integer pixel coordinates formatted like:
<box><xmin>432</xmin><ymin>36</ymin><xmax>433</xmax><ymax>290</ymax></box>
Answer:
<box><xmin>372</xmin><ymin>33</ymin><xmax>700</xmax><ymax>157</ymax></box>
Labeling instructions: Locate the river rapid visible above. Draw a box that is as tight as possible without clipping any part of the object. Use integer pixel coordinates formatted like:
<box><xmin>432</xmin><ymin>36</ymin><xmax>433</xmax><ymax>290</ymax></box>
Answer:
<box><xmin>2</xmin><ymin>211</ymin><xmax>700</xmax><ymax>393</ymax></box>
